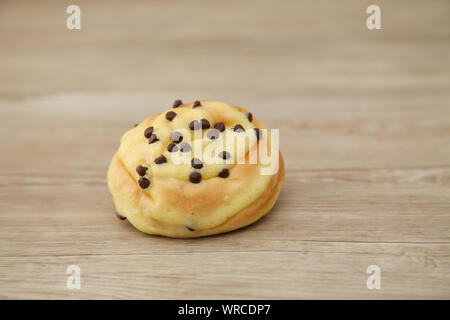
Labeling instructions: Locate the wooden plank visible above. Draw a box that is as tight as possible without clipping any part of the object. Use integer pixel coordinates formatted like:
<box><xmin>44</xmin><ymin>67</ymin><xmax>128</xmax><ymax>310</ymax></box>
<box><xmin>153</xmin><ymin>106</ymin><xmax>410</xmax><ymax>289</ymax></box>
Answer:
<box><xmin>1</xmin><ymin>244</ymin><xmax>449</xmax><ymax>299</ymax></box>
<box><xmin>0</xmin><ymin>0</ymin><xmax>449</xmax><ymax>299</ymax></box>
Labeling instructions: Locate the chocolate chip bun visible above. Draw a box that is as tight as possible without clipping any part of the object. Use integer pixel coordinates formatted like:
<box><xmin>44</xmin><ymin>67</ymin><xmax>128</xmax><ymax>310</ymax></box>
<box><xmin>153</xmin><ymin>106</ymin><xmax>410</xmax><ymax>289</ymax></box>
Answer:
<box><xmin>107</xmin><ymin>100</ymin><xmax>285</xmax><ymax>238</ymax></box>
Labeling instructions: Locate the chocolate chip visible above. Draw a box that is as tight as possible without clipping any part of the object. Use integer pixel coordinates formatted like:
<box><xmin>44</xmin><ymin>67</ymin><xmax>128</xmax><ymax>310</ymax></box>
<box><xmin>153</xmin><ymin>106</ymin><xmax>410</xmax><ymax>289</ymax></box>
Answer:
<box><xmin>254</xmin><ymin>128</ymin><xmax>262</xmax><ymax>140</ymax></box>
<box><xmin>133</xmin><ymin>123</ymin><xmax>138</xmax><ymax>127</ymax></box>
<box><xmin>154</xmin><ymin>155</ymin><xmax>167</xmax><ymax>164</ymax></box>
<box><xmin>171</xmin><ymin>131</ymin><xmax>183</xmax><ymax>143</ymax></box>
<box><xmin>189</xmin><ymin>171</ymin><xmax>202</xmax><ymax>183</ymax></box>
<box><xmin>144</xmin><ymin>126</ymin><xmax>154</xmax><ymax>138</ymax></box>
<box><xmin>247</xmin><ymin>112</ymin><xmax>253</xmax><ymax>122</ymax></box>
<box><xmin>116</xmin><ymin>211</ymin><xmax>127</xmax><ymax>220</ymax></box>
<box><xmin>220</xmin><ymin>151</ymin><xmax>231</xmax><ymax>160</ymax></box>
<box><xmin>218</xmin><ymin>168</ymin><xmax>230</xmax><ymax>178</ymax></box>
<box><xmin>207</xmin><ymin>128</ymin><xmax>220</xmax><ymax>140</ymax></box>
<box><xmin>186</xmin><ymin>226</ymin><xmax>195</xmax><ymax>231</ymax></box>
<box><xmin>192</xmin><ymin>100</ymin><xmax>201</xmax><ymax>108</ymax></box>
<box><xmin>148</xmin><ymin>134</ymin><xmax>159</xmax><ymax>144</ymax></box>
<box><xmin>214</xmin><ymin>122</ymin><xmax>226</xmax><ymax>132</ymax></box>
<box><xmin>189</xmin><ymin>120</ymin><xmax>202</xmax><ymax>130</ymax></box>
<box><xmin>167</xmin><ymin>143</ymin><xmax>179</xmax><ymax>152</ymax></box>
<box><xmin>136</xmin><ymin>165</ymin><xmax>148</xmax><ymax>176</ymax></box>
<box><xmin>165</xmin><ymin>111</ymin><xmax>177</xmax><ymax>121</ymax></box>
<box><xmin>179</xmin><ymin>143</ymin><xmax>191</xmax><ymax>152</ymax></box>
<box><xmin>201</xmin><ymin>119</ymin><xmax>211</xmax><ymax>129</ymax></box>
<box><xmin>173</xmin><ymin>99</ymin><xmax>182</xmax><ymax>108</ymax></box>
<box><xmin>191</xmin><ymin>158</ymin><xmax>203</xmax><ymax>169</ymax></box>
<box><xmin>233</xmin><ymin>124</ymin><xmax>245</xmax><ymax>133</ymax></box>
<box><xmin>139</xmin><ymin>177</ymin><xmax>150</xmax><ymax>189</ymax></box>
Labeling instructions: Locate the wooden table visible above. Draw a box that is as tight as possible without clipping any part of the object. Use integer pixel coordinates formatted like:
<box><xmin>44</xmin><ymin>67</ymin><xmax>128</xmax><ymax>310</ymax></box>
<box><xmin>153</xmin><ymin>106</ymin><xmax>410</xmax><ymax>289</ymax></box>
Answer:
<box><xmin>0</xmin><ymin>0</ymin><xmax>449</xmax><ymax>299</ymax></box>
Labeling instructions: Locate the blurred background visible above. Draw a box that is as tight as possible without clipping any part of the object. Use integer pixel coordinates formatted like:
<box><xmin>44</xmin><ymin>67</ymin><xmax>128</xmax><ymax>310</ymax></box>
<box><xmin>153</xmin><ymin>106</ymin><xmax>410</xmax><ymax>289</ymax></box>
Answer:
<box><xmin>1</xmin><ymin>0</ymin><xmax>448</xmax><ymax>98</ymax></box>
<box><xmin>0</xmin><ymin>0</ymin><xmax>449</xmax><ymax>299</ymax></box>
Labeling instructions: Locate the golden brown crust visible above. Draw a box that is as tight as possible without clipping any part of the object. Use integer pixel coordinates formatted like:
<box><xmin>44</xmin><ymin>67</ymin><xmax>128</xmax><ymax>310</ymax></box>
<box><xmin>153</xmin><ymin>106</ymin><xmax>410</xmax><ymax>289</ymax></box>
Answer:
<box><xmin>108</xmin><ymin>151</ymin><xmax>284</xmax><ymax>238</ymax></box>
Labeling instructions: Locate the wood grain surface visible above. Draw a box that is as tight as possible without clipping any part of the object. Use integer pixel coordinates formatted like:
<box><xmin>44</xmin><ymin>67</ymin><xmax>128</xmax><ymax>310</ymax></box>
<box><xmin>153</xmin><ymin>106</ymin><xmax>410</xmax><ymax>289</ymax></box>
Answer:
<box><xmin>0</xmin><ymin>0</ymin><xmax>449</xmax><ymax>299</ymax></box>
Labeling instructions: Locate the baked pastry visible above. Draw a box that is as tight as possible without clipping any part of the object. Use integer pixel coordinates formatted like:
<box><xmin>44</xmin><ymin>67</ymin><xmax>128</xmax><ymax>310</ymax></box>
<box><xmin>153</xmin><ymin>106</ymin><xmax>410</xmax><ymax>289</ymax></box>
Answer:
<box><xmin>107</xmin><ymin>100</ymin><xmax>284</xmax><ymax>238</ymax></box>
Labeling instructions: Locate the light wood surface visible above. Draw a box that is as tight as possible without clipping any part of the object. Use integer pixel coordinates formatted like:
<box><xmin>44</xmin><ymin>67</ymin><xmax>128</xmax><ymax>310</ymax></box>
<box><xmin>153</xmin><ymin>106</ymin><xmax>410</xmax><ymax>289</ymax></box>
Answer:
<box><xmin>0</xmin><ymin>0</ymin><xmax>449</xmax><ymax>299</ymax></box>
